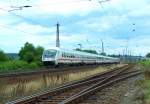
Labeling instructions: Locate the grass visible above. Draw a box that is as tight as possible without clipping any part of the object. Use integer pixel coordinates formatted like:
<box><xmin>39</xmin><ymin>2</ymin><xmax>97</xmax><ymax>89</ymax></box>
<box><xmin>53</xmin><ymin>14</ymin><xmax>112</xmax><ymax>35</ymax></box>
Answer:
<box><xmin>139</xmin><ymin>80</ymin><xmax>150</xmax><ymax>104</ymax></box>
<box><xmin>139</xmin><ymin>60</ymin><xmax>150</xmax><ymax>71</ymax></box>
<box><xmin>0</xmin><ymin>60</ymin><xmax>41</xmax><ymax>73</ymax></box>
<box><xmin>138</xmin><ymin>60</ymin><xmax>150</xmax><ymax>104</ymax></box>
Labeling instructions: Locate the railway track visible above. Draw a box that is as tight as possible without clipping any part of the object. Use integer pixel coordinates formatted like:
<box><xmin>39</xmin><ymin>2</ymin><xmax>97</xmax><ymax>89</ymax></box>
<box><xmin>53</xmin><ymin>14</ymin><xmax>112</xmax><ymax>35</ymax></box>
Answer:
<box><xmin>6</xmin><ymin>64</ymin><xmax>142</xmax><ymax>104</ymax></box>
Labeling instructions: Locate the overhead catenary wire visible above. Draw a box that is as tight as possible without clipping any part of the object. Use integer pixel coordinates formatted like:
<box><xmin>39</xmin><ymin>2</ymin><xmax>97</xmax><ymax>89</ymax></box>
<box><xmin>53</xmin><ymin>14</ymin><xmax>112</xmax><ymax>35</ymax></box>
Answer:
<box><xmin>91</xmin><ymin>0</ymin><xmax>133</xmax><ymax>55</ymax></box>
<box><xmin>97</xmin><ymin>0</ymin><xmax>121</xmax><ymax>35</ymax></box>
<box><xmin>8</xmin><ymin>5</ymin><xmax>32</xmax><ymax>12</ymax></box>
<box><xmin>0</xmin><ymin>24</ymin><xmax>37</xmax><ymax>36</ymax></box>
<box><xmin>0</xmin><ymin>7</ymin><xmax>49</xmax><ymax>27</ymax></box>
<box><xmin>106</xmin><ymin>1</ymin><xmax>137</xmax><ymax>55</ymax></box>
<box><xmin>0</xmin><ymin>7</ymin><xmax>54</xmax><ymax>36</ymax></box>
<box><xmin>30</xmin><ymin>0</ymin><xmax>92</xmax><ymax>7</ymax></box>
<box><xmin>106</xmin><ymin>1</ymin><xmax>136</xmax><ymax>32</ymax></box>
<box><xmin>7</xmin><ymin>0</ymin><xmax>91</xmax><ymax>12</ymax></box>
<box><xmin>0</xmin><ymin>0</ymin><xmax>93</xmax><ymax>30</ymax></box>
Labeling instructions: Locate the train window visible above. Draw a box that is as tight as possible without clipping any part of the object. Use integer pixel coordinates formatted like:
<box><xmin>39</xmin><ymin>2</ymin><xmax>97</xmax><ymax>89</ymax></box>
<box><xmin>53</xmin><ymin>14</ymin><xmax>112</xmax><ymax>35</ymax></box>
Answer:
<box><xmin>72</xmin><ymin>55</ymin><xmax>75</xmax><ymax>58</ymax></box>
<box><xmin>68</xmin><ymin>53</ymin><xmax>71</xmax><ymax>58</ymax></box>
<box><xmin>62</xmin><ymin>53</ymin><xmax>64</xmax><ymax>57</ymax></box>
<box><xmin>69</xmin><ymin>53</ymin><xmax>71</xmax><ymax>58</ymax></box>
<box><xmin>44</xmin><ymin>50</ymin><xmax>57</xmax><ymax>58</ymax></box>
<box><xmin>67</xmin><ymin>53</ymin><xmax>69</xmax><ymax>58</ymax></box>
<box><xmin>64</xmin><ymin>53</ymin><xmax>67</xmax><ymax>57</ymax></box>
<box><xmin>66</xmin><ymin>53</ymin><xmax>68</xmax><ymax>58</ymax></box>
<box><xmin>71</xmin><ymin>55</ymin><xmax>74</xmax><ymax>58</ymax></box>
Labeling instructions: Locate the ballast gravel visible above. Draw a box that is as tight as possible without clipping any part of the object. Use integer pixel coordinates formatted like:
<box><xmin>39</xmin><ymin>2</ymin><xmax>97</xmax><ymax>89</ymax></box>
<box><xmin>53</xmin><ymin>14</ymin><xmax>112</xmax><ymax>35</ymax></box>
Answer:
<box><xmin>80</xmin><ymin>66</ymin><xmax>144</xmax><ymax>104</ymax></box>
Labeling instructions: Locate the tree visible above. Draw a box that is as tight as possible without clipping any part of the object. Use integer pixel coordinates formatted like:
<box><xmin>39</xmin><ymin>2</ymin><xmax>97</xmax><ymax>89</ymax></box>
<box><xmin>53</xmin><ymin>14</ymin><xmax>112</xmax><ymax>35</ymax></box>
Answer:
<box><xmin>19</xmin><ymin>42</ymin><xmax>35</xmax><ymax>63</ymax></box>
<box><xmin>35</xmin><ymin>46</ymin><xmax>44</xmax><ymax>64</ymax></box>
<box><xmin>19</xmin><ymin>42</ymin><xmax>44</xmax><ymax>63</ymax></box>
<box><xmin>75</xmin><ymin>48</ymin><xmax>81</xmax><ymax>51</ymax></box>
<box><xmin>100</xmin><ymin>52</ymin><xmax>106</xmax><ymax>56</ymax></box>
<box><xmin>0</xmin><ymin>50</ymin><xmax>9</xmax><ymax>62</ymax></box>
<box><xmin>75</xmin><ymin>48</ymin><xmax>98</xmax><ymax>54</ymax></box>
<box><xmin>83</xmin><ymin>49</ymin><xmax>98</xmax><ymax>54</ymax></box>
<box><xmin>146</xmin><ymin>53</ymin><xmax>150</xmax><ymax>58</ymax></box>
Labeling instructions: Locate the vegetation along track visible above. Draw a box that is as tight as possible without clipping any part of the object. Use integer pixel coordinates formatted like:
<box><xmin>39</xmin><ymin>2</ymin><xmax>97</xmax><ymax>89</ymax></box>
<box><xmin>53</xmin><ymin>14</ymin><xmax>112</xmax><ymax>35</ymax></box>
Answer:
<box><xmin>0</xmin><ymin>65</ymin><xmax>101</xmax><ymax>78</ymax></box>
<box><xmin>6</xmin><ymin>64</ymin><xmax>142</xmax><ymax>104</ymax></box>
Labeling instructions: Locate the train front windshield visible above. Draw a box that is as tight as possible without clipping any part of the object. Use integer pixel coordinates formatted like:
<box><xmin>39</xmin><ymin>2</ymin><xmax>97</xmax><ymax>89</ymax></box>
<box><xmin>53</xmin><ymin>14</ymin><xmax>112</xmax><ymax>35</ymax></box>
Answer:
<box><xmin>44</xmin><ymin>50</ymin><xmax>57</xmax><ymax>58</ymax></box>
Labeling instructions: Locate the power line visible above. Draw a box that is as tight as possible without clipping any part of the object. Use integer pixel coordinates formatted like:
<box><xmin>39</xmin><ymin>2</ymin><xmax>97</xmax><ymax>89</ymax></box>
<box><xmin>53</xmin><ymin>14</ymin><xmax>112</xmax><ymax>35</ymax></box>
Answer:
<box><xmin>8</xmin><ymin>5</ymin><xmax>32</xmax><ymax>12</ymax></box>
<box><xmin>32</xmin><ymin>0</ymin><xmax>91</xmax><ymax>7</ymax></box>
<box><xmin>96</xmin><ymin>0</ymin><xmax>136</xmax><ymax>35</ymax></box>
<box><xmin>97</xmin><ymin>0</ymin><xmax>121</xmax><ymax>35</ymax></box>
<box><xmin>0</xmin><ymin>24</ymin><xmax>36</xmax><ymax>36</ymax></box>
<box><xmin>107</xmin><ymin>1</ymin><xmax>136</xmax><ymax>31</ymax></box>
<box><xmin>105</xmin><ymin>1</ymin><xmax>137</xmax><ymax>55</ymax></box>
<box><xmin>92</xmin><ymin>0</ymin><xmax>135</xmax><ymax>56</ymax></box>
<box><xmin>0</xmin><ymin>7</ymin><xmax>55</xmax><ymax>37</ymax></box>
<box><xmin>0</xmin><ymin>7</ymin><xmax>49</xmax><ymax>27</ymax></box>
<box><xmin>2</xmin><ymin>0</ymin><xmax>92</xmax><ymax>11</ymax></box>
<box><xmin>0</xmin><ymin>0</ymin><xmax>94</xmax><ymax>28</ymax></box>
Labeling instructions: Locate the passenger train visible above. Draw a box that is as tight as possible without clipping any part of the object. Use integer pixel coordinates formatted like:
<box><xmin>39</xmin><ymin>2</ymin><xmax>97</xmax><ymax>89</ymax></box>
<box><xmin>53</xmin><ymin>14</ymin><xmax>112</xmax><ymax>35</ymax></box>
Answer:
<box><xmin>42</xmin><ymin>47</ymin><xmax>120</xmax><ymax>66</ymax></box>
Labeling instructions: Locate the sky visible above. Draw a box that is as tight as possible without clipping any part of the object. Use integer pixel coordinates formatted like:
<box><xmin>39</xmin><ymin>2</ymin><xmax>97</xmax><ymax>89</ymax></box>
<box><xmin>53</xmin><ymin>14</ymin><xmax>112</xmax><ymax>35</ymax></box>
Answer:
<box><xmin>0</xmin><ymin>0</ymin><xmax>150</xmax><ymax>56</ymax></box>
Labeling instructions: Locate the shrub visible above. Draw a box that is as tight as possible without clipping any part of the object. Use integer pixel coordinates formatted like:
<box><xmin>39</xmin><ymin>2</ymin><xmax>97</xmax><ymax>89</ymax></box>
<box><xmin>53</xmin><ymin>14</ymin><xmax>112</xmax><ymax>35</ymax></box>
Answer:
<box><xmin>28</xmin><ymin>62</ymin><xmax>39</xmax><ymax>69</ymax></box>
<box><xmin>0</xmin><ymin>50</ymin><xmax>9</xmax><ymax>62</ymax></box>
<box><xmin>139</xmin><ymin>60</ymin><xmax>150</xmax><ymax>71</ymax></box>
<box><xmin>0</xmin><ymin>60</ymin><xmax>39</xmax><ymax>73</ymax></box>
<box><xmin>19</xmin><ymin>42</ymin><xmax>44</xmax><ymax>63</ymax></box>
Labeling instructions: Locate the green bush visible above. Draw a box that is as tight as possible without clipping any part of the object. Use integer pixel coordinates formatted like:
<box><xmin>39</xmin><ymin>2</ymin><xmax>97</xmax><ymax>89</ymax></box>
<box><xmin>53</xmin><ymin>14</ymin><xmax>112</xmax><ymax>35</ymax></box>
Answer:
<box><xmin>139</xmin><ymin>60</ymin><xmax>150</xmax><ymax>71</ymax></box>
<box><xmin>19</xmin><ymin>42</ymin><xmax>44</xmax><ymax>63</ymax></box>
<box><xmin>139</xmin><ymin>60</ymin><xmax>150</xmax><ymax>103</ymax></box>
<box><xmin>140</xmin><ymin>80</ymin><xmax>150</xmax><ymax>103</ymax></box>
<box><xmin>0</xmin><ymin>50</ymin><xmax>9</xmax><ymax>62</ymax></box>
<box><xmin>0</xmin><ymin>60</ymin><xmax>39</xmax><ymax>73</ymax></box>
<box><xmin>28</xmin><ymin>62</ymin><xmax>39</xmax><ymax>69</ymax></box>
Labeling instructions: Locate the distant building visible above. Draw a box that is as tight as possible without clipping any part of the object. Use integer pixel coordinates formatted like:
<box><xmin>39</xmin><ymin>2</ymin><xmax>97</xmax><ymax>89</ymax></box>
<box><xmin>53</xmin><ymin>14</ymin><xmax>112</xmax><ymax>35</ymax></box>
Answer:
<box><xmin>109</xmin><ymin>55</ymin><xmax>145</xmax><ymax>63</ymax></box>
<box><xmin>120</xmin><ymin>55</ymin><xmax>144</xmax><ymax>63</ymax></box>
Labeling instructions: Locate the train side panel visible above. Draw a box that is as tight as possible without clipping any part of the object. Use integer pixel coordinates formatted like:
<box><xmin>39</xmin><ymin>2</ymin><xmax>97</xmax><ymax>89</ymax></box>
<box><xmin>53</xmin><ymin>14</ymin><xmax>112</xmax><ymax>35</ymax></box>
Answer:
<box><xmin>42</xmin><ymin>48</ymin><xmax>120</xmax><ymax>66</ymax></box>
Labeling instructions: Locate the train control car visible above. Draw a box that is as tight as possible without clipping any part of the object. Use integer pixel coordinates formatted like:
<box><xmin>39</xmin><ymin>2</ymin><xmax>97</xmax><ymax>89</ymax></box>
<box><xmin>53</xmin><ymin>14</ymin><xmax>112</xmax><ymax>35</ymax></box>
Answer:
<box><xmin>42</xmin><ymin>47</ymin><xmax>120</xmax><ymax>66</ymax></box>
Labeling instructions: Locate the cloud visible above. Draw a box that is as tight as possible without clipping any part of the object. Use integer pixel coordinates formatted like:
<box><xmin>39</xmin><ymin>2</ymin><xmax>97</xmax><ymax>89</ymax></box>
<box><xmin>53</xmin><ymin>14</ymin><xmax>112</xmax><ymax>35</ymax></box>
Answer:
<box><xmin>0</xmin><ymin>2</ymin><xmax>10</xmax><ymax>14</ymax></box>
<box><xmin>33</xmin><ymin>0</ymin><xmax>100</xmax><ymax>16</ymax></box>
<box><xmin>128</xmin><ymin>4</ymin><xmax>150</xmax><ymax>17</ymax></box>
<box><xmin>15</xmin><ymin>23</ymin><xmax>55</xmax><ymax>35</ymax></box>
<box><xmin>0</xmin><ymin>0</ymin><xmax>150</xmax><ymax>56</ymax></box>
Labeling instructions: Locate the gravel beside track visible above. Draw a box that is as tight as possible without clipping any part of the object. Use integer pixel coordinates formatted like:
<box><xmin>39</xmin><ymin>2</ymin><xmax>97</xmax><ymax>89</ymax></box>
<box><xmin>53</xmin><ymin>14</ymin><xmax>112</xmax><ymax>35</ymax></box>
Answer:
<box><xmin>79</xmin><ymin>65</ymin><xmax>144</xmax><ymax>104</ymax></box>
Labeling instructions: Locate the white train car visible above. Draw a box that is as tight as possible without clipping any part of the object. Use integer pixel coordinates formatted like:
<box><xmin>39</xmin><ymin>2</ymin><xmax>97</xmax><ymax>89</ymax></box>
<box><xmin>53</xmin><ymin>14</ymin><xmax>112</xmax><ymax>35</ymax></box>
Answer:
<box><xmin>42</xmin><ymin>47</ymin><xmax>120</xmax><ymax>66</ymax></box>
